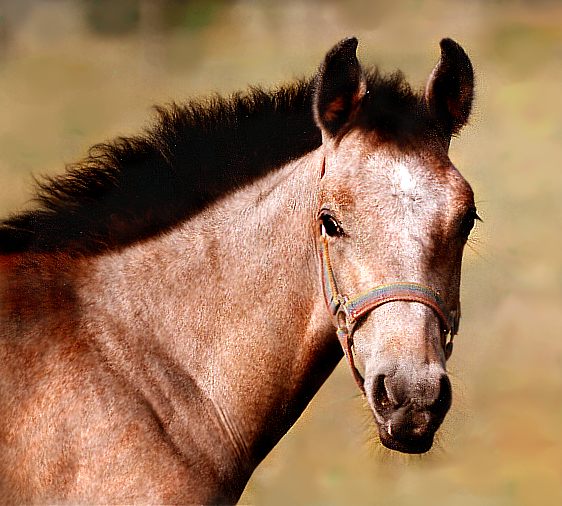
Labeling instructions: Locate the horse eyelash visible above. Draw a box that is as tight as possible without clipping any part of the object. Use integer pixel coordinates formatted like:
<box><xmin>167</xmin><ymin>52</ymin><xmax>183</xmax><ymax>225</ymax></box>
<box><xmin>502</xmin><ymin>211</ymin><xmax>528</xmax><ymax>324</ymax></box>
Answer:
<box><xmin>319</xmin><ymin>209</ymin><xmax>344</xmax><ymax>237</ymax></box>
<box><xmin>459</xmin><ymin>207</ymin><xmax>480</xmax><ymax>238</ymax></box>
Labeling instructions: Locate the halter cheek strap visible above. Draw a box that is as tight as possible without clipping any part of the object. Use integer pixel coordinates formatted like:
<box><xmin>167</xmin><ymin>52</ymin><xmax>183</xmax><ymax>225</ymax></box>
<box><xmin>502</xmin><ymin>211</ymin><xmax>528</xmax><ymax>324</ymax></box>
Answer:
<box><xmin>319</xmin><ymin>229</ymin><xmax>460</xmax><ymax>395</ymax></box>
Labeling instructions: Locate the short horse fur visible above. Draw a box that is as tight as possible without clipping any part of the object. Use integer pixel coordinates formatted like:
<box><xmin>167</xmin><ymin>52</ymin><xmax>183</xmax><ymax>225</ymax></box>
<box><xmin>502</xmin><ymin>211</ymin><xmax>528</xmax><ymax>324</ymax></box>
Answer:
<box><xmin>0</xmin><ymin>38</ymin><xmax>476</xmax><ymax>503</ymax></box>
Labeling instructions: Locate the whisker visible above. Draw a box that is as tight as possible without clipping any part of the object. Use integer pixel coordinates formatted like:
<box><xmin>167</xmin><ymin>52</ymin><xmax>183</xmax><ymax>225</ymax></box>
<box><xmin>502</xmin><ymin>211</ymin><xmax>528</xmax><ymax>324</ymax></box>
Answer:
<box><xmin>466</xmin><ymin>241</ymin><xmax>489</xmax><ymax>262</ymax></box>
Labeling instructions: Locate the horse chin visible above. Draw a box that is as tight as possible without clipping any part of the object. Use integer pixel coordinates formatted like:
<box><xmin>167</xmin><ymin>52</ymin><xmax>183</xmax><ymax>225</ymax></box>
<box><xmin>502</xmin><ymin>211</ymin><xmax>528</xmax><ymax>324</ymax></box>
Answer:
<box><xmin>376</xmin><ymin>422</ymin><xmax>435</xmax><ymax>455</ymax></box>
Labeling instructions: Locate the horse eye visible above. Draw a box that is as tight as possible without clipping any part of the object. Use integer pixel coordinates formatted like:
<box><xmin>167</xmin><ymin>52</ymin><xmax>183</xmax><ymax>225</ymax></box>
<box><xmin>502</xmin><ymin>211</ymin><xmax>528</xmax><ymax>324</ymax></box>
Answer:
<box><xmin>319</xmin><ymin>211</ymin><xmax>343</xmax><ymax>237</ymax></box>
<box><xmin>460</xmin><ymin>208</ymin><xmax>480</xmax><ymax>238</ymax></box>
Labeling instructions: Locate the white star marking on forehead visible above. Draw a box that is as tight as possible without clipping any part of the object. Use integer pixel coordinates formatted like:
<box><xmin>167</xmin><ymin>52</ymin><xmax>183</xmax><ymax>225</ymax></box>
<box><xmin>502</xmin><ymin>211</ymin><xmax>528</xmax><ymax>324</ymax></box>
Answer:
<box><xmin>395</xmin><ymin>162</ymin><xmax>416</xmax><ymax>194</ymax></box>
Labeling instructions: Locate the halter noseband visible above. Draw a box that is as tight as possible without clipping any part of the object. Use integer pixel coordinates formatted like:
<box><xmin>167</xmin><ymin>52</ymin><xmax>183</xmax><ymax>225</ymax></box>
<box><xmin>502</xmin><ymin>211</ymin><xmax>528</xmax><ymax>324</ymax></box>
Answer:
<box><xmin>319</xmin><ymin>227</ymin><xmax>460</xmax><ymax>395</ymax></box>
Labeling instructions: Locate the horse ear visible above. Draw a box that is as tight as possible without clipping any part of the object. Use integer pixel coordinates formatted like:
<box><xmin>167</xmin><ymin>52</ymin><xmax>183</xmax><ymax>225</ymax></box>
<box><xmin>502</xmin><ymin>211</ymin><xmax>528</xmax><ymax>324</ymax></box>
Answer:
<box><xmin>425</xmin><ymin>38</ymin><xmax>474</xmax><ymax>139</ymax></box>
<box><xmin>314</xmin><ymin>37</ymin><xmax>366</xmax><ymax>138</ymax></box>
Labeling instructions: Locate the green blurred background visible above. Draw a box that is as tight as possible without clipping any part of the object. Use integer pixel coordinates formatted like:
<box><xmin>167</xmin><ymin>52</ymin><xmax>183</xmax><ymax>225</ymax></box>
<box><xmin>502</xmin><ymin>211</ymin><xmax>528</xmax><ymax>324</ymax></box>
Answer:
<box><xmin>0</xmin><ymin>1</ymin><xmax>560</xmax><ymax>504</ymax></box>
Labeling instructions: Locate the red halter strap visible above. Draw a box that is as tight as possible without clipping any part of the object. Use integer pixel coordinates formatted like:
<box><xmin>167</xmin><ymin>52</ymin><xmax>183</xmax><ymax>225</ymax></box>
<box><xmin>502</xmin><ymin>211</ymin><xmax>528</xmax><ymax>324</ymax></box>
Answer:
<box><xmin>319</xmin><ymin>230</ymin><xmax>460</xmax><ymax>395</ymax></box>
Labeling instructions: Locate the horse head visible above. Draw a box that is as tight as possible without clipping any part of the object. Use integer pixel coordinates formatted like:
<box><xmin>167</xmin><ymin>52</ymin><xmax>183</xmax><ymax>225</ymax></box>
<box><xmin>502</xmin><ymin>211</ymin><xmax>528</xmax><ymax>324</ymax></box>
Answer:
<box><xmin>313</xmin><ymin>37</ymin><xmax>476</xmax><ymax>453</ymax></box>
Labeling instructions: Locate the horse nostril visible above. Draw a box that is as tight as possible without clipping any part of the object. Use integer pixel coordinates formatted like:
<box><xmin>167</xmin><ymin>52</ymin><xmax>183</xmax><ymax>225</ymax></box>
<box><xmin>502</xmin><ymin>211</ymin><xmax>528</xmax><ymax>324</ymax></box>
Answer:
<box><xmin>373</xmin><ymin>374</ymin><xmax>393</xmax><ymax>415</ymax></box>
<box><xmin>431</xmin><ymin>375</ymin><xmax>452</xmax><ymax>418</ymax></box>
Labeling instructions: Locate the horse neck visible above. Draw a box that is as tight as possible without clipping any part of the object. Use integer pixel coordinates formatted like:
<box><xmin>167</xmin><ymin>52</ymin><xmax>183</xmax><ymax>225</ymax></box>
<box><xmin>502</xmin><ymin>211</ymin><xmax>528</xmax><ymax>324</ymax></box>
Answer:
<box><xmin>78</xmin><ymin>148</ymin><xmax>340</xmax><ymax>486</ymax></box>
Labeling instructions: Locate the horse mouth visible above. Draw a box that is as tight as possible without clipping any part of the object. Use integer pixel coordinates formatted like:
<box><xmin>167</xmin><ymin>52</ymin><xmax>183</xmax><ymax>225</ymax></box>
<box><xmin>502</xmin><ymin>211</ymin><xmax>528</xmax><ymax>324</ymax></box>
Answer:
<box><xmin>369</xmin><ymin>373</ymin><xmax>452</xmax><ymax>454</ymax></box>
<box><xmin>377</xmin><ymin>422</ymin><xmax>435</xmax><ymax>454</ymax></box>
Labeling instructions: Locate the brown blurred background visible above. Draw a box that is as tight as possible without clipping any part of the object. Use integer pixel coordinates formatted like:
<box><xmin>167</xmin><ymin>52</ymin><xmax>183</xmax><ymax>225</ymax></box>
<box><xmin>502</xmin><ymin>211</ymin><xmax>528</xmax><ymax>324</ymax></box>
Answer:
<box><xmin>0</xmin><ymin>1</ymin><xmax>561</xmax><ymax>504</ymax></box>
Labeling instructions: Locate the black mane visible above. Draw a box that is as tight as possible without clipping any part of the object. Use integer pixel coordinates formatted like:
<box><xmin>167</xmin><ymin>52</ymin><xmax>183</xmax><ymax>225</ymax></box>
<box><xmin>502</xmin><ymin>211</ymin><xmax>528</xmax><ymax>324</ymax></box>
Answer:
<box><xmin>0</xmin><ymin>69</ymin><xmax>435</xmax><ymax>255</ymax></box>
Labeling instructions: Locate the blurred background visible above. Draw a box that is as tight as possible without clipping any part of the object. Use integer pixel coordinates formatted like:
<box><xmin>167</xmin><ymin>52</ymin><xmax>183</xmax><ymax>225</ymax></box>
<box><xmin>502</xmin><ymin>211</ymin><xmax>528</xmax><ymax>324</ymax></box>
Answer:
<box><xmin>0</xmin><ymin>1</ymin><xmax>560</xmax><ymax>504</ymax></box>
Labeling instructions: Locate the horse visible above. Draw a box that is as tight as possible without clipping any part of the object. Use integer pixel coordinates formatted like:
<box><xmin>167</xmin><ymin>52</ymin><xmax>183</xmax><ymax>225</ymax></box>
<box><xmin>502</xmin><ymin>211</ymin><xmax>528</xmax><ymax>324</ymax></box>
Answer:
<box><xmin>0</xmin><ymin>37</ymin><xmax>476</xmax><ymax>503</ymax></box>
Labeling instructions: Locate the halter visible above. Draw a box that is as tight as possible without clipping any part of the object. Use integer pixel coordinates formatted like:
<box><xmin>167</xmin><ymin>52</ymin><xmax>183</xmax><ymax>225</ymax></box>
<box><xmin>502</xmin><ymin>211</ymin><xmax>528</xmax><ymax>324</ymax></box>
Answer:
<box><xmin>319</xmin><ymin>226</ymin><xmax>460</xmax><ymax>395</ymax></box>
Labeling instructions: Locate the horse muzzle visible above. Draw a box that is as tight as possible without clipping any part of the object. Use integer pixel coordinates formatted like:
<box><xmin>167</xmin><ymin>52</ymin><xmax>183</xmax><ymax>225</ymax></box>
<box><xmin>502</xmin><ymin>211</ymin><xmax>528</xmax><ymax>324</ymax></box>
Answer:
<box><xmin>369</xmin><ymin>372</ymin><xmax>452</xmax><ymax>454</ymax></box>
